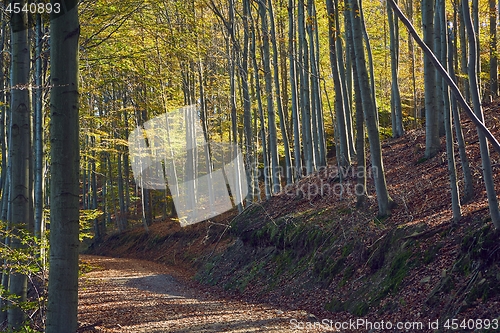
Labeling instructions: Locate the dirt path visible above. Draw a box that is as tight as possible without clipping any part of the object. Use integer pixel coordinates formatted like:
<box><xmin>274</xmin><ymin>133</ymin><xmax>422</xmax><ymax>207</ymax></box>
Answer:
<box><xmin>78</xmin><ymin>255</ymin><xmax>318</xmax><ymax>332</ymax></box>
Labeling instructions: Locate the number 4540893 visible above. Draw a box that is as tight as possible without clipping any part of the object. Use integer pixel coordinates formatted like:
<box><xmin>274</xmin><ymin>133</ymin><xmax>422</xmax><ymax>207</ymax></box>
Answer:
<box><xmin>443</xmin><ymin>318</ymin><xmax>498</xmax><ymax>330</ymax></box>
<box><xmin>5</xmin><ymin>2</ymin><xmax>61</xmax><ymax>14</ymax></box>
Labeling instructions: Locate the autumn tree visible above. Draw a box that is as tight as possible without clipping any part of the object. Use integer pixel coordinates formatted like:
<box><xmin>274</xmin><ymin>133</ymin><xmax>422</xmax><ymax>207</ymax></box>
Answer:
<box><xmin>46</xmin><ymin>0</ymin><xmax>81</xmax><ymax>331</ymax></box>
<box><xmin>7</xmin><ymin>0</ymin><xmax>31</xmax><ymax>328</ymax></box>
<box><xmin>348</xmin><ymin>0</ymin><xmax>393</xmax><ymax>216</ymax></box>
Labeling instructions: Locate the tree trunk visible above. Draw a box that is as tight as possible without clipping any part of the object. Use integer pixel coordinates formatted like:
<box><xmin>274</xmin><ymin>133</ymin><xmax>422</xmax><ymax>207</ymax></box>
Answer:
<box><xmin>298</xmin><ymin>0</ymin><xmax>314</xmax><ymax>174</ymax></box>
<box><xmin>422</xmin><ymin>0</ymin><xmax>440</xmax><ymax>158</ymax></box>
<box><xmin>472</xmin><ymin>0</ymin><xmax>480</xmax><ymax>93</ymax></box>
<box><xmin>334</xmin><ymin>0</ymin><xmax>355</xmax><ymax>158</ymax></box>
<box><xmin>458</xmin><ymin>4</ymin><xmax>470</xmax><ymax>102</ymax></box>
<box><xmin>288</xmin><ymin>0</ymin><xmax>302</xmax><ymax>180</ymax></box>
<box><xmin>259</xmin><ymin>0</ymin><xmax>281</xmax><ymax>194</ymax></box>
<box><xmin>8</xmin><ymin>1</ymin><xmax>31</xmax><ymax>328</ymax></box>
<box><xmin>462</xmin><ymin>0</ymin><xmax>500</xmax><ymax>229</ymax></box>
<box><xmin>490</xmin><ymin>0</ymin><xmax>498</xmax><ymax>97</ymax></box>
<box><xmin>345</xmin><ymin>7</ymin><xmax>367</xmax><ymax>207</ymax></box>
<box><xmin>326</xmin><ymin>0</ymin><xmax>350</xmax><ymax>167</ymax></box>
<box><xmin>34</xmin><ymin>13</ymin><xmax>44</xmax><ymax>240</ymax></box>
<box><xmin>348</xmin><ymin>0</ymin><xmax>394</xmax><ymax>217</ymax></box>
<box><xmin>241</xmin><ymin>0</ymin><xmax>256</xmax><ymax>202</ymax></box>
<box><xmin>438</xmin><ymin>0</ymin><xmax>461</xmax><ymax>224</ymax></box>
<box><xmin>434</xmin><ymin>3</ymin><xmax>445</xmax><ymax>137</ymax></box>
<box><xmin>447</xmin><ymin>23</ymin><xmax>474</xmax><ymax>203</ymax></box>
<box><xmin>388</xmin><ymin>0</ymin><xmax>404</xmax><ymax>138</ymax></box>
<box><xmin>46</xmin><ymin>1</ymin><xmax>80</xmax><ymax>332</ymax></box>
<box><xmin>359</xmin><ymin>0</ymin><xmax>377</xmax><ymax>115</ymax></box>
<box><xmin>250</xmin><ymin>19</ymin><xmax>271</xmax><ymax>200</ymax></box>
<box><xmin>269</xmin><ymin>0</ymin><xmax>293</xmax><ymax>183</ymax></box>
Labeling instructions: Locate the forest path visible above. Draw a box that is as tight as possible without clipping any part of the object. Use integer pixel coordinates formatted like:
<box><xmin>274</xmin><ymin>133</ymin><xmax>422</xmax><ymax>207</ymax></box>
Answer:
<box><xmin>78</xmin><ymin>255</ymin><xmax>315</xmax><ymax>332</ymax></box>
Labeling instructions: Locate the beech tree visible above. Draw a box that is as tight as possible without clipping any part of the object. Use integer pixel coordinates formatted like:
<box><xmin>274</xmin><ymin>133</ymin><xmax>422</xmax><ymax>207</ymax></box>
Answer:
<box><xmin>46</xmin><ymin>1</ymin><xmax>81</xmax><ymax>331</ymax></box>
<box><xmin>422</xmin><ymin>0</ymin><xmax>440</xmax><ymax>158</ymax></box>
<box><xmin>348</xmin><ymin>0</ymin><xmax>393</xmax><ymax>217</ymax></box>
<box><xmin>326</xmin><ymin>0</ymin><xmax>350</xmax><ymax>167</ymax></box>
<box><xmin>490</xmin><ymin>0</ymin><xmax>498</xmax><ymax>97</ymax></box>
<box><xmin>8</xmin><ymin>0</ymin><xmax>31</xmax><ymax>328</ymax></box>
<box><xmin>387</xmin><ymin>0</ymin><xmax>403</xmax><ymax>138</ymax></box>
<box><xmin>462</xmin><ymin>0</ymin><xmax>500</xmax><ymax>228</ymax></box>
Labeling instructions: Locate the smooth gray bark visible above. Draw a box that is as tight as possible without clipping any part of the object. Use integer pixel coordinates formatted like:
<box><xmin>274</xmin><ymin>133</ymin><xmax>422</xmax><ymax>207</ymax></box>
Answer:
<box><xmin>241</xmin><ymin>0</ymin><xmax>256</xmax><ymax>202</ymax></box>
<box><xmin>462</xmin><ymin>0</ymin><xmax>500</xmax><ymax>229</ymax></box>
<box><xmin>335</xmin><ymin>0</ymin><xmax>355</xmax><ymax>158</ymax></box>
<box><xmin>422</xmin><ymin>0</ymin><xmax>440</xmax><ymax>158</ymax></box>
<box><xmin>250</xmin><ymin>16</ymin><xmax>271</xmax><ymax>200</ymax></box>
<box><xmin>8</xmin><ymin>1</ymin><xmax>31</xmax><ymax>328</ymax></box>
<box><xmin>298</xmin><ymin>0</ymin><xmax>314</xmax><ymax>174</ymax></box>
<box><xmin>259</xmin><ymin>0</ymin><xmax>281</xmax><ymax>194</ymax></box>
<box><xmin>268</xmin><ymin>0</ymin><xmax>293</xmax><ymax>183</ymax></box>
<box><xmin>438</xmin><ymin>0</ymin><xmax>461</xmax><ymax>224</ymax></box>
<box><xmin>458</xmin><ymin>4</ymin><xmax>470</xmax><ymax>102</ymax></box>
<box><xmin>448</xmin><ymin>21</ymin><xmax>474</xmax><ymax>203</ymax></box>
<box><xmin>288</xmin><ymin>0</ymin><xmax>302</xmax><ymax>180</ymax></box>
<box><xmin>306</xmin><ymin>0</ymin><xmax>320</xmax><ymax>167</ymax></box>
<box><xmin>434</xmin><ymin>1</ymin><xmax>445</xmax><ymax>136</ymax></box>
<box><xmin>490</xmin><ymin>0</ymin><xmax>498</xmax><ymax>97</ymax></box>
<box><xmin>349</xmin><ymin>0</ymin><xmax>393</xmax><ymax>217</ymax></box>
<box><xmin>345</xmin><ymin>8</ymin><xmax>367</xmax><ymax>207</ymax></box>
<box><xmin>326</xmin><ymin>0</ymin><xmax>350</xmax><ymax>167</ymax></box>
<box><xmin>46</xmin><ymin>1</ymin><xmax>80</xmax><ymax>332</ymax></box>
<box><xmin>388</xmin><ymin>0</ymin><xmax>404</xmax><ymax>138</ymax></box>
<box><xmin>34</xmin><ymin>14</ymin><xmax>44</xmax><ymax>240</ymax></box>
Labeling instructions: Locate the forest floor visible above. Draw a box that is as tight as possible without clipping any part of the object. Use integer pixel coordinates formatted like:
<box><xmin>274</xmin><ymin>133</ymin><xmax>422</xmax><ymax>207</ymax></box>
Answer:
<box><xmin>77</xmin><ymin>255</ymin><xmax>318</xmax><ymax>332</ymax></box>
<box><xmin>84</xmin><ymin>103</ymin><xmax>500</xmax><ymax>332</ymax></box>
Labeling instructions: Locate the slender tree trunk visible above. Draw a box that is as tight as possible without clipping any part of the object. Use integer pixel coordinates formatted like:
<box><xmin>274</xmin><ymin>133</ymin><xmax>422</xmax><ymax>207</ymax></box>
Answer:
<box><xmin>298</xmin><ymin>0</ymin><xmax>314</xmax><ymax>174</ymax></box>
<box><xmin>434</xmin><ymin>2</ymin><xmax>445</xmax><ymax>137</ymax></box>
<box><xmin>359</xmin><ymin>0</ymin><xmax>377</xmax><ymax>114</ymax></box>
<box><xmin>438</xmin><ymin>0</ymin><xmax>461</xmax><ymax>224</ymax></box>
<box><xmin>345</xmin><ymin>7</ymin><xmax>367</xmax><ymax>207</ymax></box>
<box><xmin>422</xmin><ymin>0</ymin><xmax>440</xmax><ymax>158</ymax></box>
<box><xmin>448</xmin><ymin>25</ymin><xmax>474</xmax><ymax>203</ymax></box>
<box><xmin>34</xmin><ymin>14</ymin><xmax>44</xmax><ymax>240</ymax></box>
<box><xmin>123</xmin><ymin>108</ymin><xmax>131</xmax><ymax>211</ymax></box>
<box><xmin>0</xmin><ymin>176</ymin><xmax>9</xmax><ymax>324</ymax></box>
<box><xmin>288</xmin><ymin>0</ymin><xmax>302</xmax><ymax>180</ymax></box>
<box><xmin>0</xmin><ymin>9</ymin><xmax>6</xmax><ymax>199</ymax></box>
<box><xmin>91</xmin><ymin>152</ymin><xmax>100</xmax><ymax>242</ymax></box>
<box><xmin>259</xmin><ymin>0</ymin><xmax>281</xmax><ymax>194</ymax></box>
<box><xmin>8</xmin><ymin>1</ymin><xmax>31</xmax><ymax>328</ymax></box>
<box><xmin>349</xmin><ymin>0</ymin><xmax>394</xmax><ymax>217</ymax></box>
<box><xmin>46</xmin><ymin>1</ymin><xmax>80</xmax><ymax>331</ymax></box>
<box><xmin>404</xmin><ymin>0</ymin><xmax>419</xmax><ymax>127</ymax></box>
<box><xmin>388</xmin><ymin>0</ymin><xmax>404</xmax><ymax>138</ymax></box>
<box><xmin>335</xmin><ymin>0</ymin><xmax>355</xmax><ymax>158</ymax></box>
<box><xmin>490</xmin><ymin>0</ymin><xmax>498</xmax><ymax>98</ymax></box>
<box><xmin>326</xmin><ymin>0</ymin><xmax>350</xmax><ymax>167</ymax></box>
<box><xmin>250</xmin><ymin>18</ymin><xmax>271</xmax><ymax>200</ymax></box>
<box><xmin>306</xmin><ymin>0</ymin><xmax>321</xmax><ymax>167</ymax></box>
<box><xmin>458</xmin><ymin>4</ymin><xmax>470</xmax><ymax>102</ymax></box>
<box><xmin>268</xmin><ymin>0</ymin><xmax>293</xmax><ymax>183</ymax></box>
<box><xmin>227</xmin><ymin>0</ymin><xmax>244</xmax><ymax>210</ymax></box>
<box><xmin>472</xmin><ymin>0</ymin><xmax>480</xmax><ymax>94</ymax></box>
<box><xmin>0</xmin><ymin>16</ymin><xmax>7</xmax><ymax>322</ymax></box>
<box><xmin>241</xmin><ymin>0</ymin><xmax>255</xmax><ymax>202</ymax></box>
<box><xmin>116</xmin><ymin>149</ymin><xmax>127</xmax><ymax>231</ymax></box>
<box><xmin>462</xmin><ymin>0</ymin><xmax>500</xmax><ymax>228</ymax></box>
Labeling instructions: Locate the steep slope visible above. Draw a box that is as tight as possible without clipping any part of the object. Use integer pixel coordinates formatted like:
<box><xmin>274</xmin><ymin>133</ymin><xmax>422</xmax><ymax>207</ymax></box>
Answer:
<box><xmin>91</xmin><ymin>103</ymin><xmax>500</xmax><ymax>331</ymax></box>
